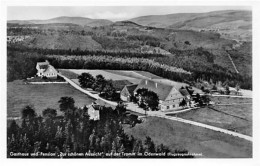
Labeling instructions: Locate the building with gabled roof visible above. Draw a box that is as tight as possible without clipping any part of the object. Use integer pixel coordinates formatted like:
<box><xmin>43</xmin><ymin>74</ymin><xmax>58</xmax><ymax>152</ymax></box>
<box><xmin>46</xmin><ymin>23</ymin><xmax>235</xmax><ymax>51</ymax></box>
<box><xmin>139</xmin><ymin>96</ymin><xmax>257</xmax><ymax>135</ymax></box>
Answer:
<box><xmin>120</xmin><ymin>84</ymin><xmax>138</xmax><ymax>102</ymax></box>
<box><xmin>87</xmin><ymin>99</ymin><xmax>116</xmax><ymax>121</ymax></box>
<box><xmin>36</xmin><ymin>60</ymin><xmax>57</xmax><ymax>78</ymax></box>
<box><xmin>133</xmin><ymin>79</ymin><xmax>185</xmax><ymax>111</ymax></box>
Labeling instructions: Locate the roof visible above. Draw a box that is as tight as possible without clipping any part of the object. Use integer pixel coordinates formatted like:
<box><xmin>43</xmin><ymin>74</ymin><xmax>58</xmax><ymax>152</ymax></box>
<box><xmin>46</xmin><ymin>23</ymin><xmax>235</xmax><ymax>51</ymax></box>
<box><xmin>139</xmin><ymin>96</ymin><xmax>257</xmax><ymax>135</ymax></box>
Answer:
<box><xmin>37</xmin><ymin>61</ymin><xmax>49</xmax><ymax>66</ymax></box>
<box><xmin>179</xmin><ymin>88</ymin><xmax>190</xmax><ymax>97</ymax></box>
<box><xmin>94</xmin><ymin>99</ymin><xmax>116</xmax><ymax>109</ymax></box>
<box><xmin>125</xmin><ymin>84</ymin><xmax>138</xmax><ymax>95</ymax></box>
<box><xmin>44</xmin><ymin>65</ymin><xmax>57</xmax><ymax>74</ymax></box>
<box><xmin>112</xmin><ymin>80</ymin><xmax>133</xmax><ymax>91</ymax></box>
<box><xmin>134</xmin><ymin>79</ymin><xmax>174</xmax><ymax>101</ymax></box>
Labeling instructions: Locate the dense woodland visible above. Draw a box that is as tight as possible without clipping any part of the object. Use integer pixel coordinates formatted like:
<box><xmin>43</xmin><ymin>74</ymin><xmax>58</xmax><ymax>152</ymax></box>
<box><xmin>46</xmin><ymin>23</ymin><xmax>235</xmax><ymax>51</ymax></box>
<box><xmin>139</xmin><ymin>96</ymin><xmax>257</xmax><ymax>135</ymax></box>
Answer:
<box><xmin>7</xmin><ymin>45</ymin><xmax>252</xmax><ymax>90</ymax></box>
<box><xmin>7</xmin><ymin>97</ymin><xmax>193</xmax><ymax>158</ymax></box>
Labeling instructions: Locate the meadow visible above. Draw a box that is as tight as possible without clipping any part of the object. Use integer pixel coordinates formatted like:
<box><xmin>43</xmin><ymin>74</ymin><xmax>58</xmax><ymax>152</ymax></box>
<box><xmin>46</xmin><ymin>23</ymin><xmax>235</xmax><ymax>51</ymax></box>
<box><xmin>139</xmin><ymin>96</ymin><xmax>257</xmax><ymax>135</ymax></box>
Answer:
<box><xmin>7</xmin><ymin>80</ymin><xmax>95</xmax><ymax>118</ymax></box>
<box><xmin>170</xmin><ymin>104</ymin><xmax>252</xmax><ymax>136</ymax></box>
<box><xmin>124</xmin><ymin>116</ymin><xmax>252</xmax><ymax>158</ymax></box>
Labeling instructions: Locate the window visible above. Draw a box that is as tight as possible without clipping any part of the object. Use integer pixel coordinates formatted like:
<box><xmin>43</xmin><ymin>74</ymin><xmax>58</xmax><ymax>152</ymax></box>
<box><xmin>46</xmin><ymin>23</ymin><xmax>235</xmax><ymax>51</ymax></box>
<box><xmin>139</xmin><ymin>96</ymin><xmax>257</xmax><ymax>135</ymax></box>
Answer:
<box><xmin>166</xmin><ymin>106</ymin><xmax>170</xmax><ymax>109</ymax></box>
<box><xmin>172</xmin><ymin>105</ymin><xmax>175</xmax><ymax>108</ymax></box>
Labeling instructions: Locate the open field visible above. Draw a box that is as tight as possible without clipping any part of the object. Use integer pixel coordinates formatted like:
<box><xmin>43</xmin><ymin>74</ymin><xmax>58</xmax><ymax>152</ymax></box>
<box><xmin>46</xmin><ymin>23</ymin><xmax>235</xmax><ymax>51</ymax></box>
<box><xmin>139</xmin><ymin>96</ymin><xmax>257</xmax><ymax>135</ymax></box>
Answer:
<box><xmin>124</xmin><ymin>116</ymin><xmax>252</xmax><ymax>158</ymax></box>
<box><xmin>105</xmin><ymin>70</ymin><xmax>149</xmax><ymax>79</ymax></box>
<box><xmin>58</xmin><ymin>69</ymin><xmax>79</xmax><ymax>79</ymax></box>
<box><xmin>170</xmin><ymin>104</ymin><xmax>252</xmax><ymax>136</ymax></box>
<box><xmin>210</xmin><ymin>96</ymin><xmax>252</xmax><ymax>104</ymax></box>
<box><xmin>7</xmin><ymin>80</ymin><xmax>95</xmax><ymax>118</ymax></box>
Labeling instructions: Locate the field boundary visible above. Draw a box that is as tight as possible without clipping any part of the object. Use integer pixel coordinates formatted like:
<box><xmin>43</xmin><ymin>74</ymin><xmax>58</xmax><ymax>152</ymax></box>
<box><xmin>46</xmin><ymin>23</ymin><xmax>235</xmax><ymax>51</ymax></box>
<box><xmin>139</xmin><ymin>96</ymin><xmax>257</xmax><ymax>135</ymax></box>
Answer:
<box><xmin>28</xmin><ymin>82</ymin><xmax>68</xmax><ymax>84</ymax></box>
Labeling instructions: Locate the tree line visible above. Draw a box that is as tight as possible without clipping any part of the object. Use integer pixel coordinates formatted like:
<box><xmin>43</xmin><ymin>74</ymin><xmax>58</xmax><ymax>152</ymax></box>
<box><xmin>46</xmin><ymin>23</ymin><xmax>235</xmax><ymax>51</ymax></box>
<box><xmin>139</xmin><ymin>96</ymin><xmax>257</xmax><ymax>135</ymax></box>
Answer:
<box><xmin>7</xmin><ymin>45</ymin><xmax>252</xmax><ymax>90</ymax></box>
<box><xmin>7</xmin><ymin>97</ymin><xmax>193</xmax><ymax>158</ymax></box>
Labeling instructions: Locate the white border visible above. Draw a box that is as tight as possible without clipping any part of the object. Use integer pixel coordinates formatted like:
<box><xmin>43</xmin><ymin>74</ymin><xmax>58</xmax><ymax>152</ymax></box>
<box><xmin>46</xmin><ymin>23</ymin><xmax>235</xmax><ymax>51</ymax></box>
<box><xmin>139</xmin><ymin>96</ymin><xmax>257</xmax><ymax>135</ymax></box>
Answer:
<box><xmin>1</xmin><ymin>0</ymin><xmax>260</xmax><ymax>166</ymax></box>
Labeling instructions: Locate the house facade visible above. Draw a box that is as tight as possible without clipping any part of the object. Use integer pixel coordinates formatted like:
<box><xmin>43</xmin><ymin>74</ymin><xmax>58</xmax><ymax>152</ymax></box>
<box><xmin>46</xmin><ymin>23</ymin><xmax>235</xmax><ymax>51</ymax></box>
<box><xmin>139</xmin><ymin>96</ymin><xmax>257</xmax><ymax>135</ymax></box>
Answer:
<box><xmin>120</xmin><ymin>84</ymin><xmax>138</xmax><ymax>102</ymax></box>
<box><xmin>87</xmin><ymin>99</ymin><xmax>116</xmax><ymax>121</ymax></box>
<box><xmin>36</xmin><ymin>60</ymin><xmax>58</xmax><ymax>78</ymax></box>
<box><xmin>87</xmin><ymin>104</ymin><xmax>100</xmax><ymax>121</ymax></box>
<box><xmin>133</xmin><ymin>79</ymin><xmax>185</xmax><ymax>111</ymax></box>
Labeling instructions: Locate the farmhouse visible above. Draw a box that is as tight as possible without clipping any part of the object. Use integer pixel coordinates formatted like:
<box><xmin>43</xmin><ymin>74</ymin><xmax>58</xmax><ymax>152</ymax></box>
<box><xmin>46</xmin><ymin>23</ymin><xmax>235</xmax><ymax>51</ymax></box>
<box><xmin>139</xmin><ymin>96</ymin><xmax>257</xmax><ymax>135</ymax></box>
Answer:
<box><xmin>128</xmin><ymin>79</ymin><xmax>186</xmax><ymax>111</ymax></box>
<box><xmin>120</xmin><ymin>84</ymin><xmax>138</xmax><ymax>102</ymax></box>
<box><xmin>36</xmin><ymin>60</ymin><xmax>57</xmax><ymax>78</ymax></box>
<box><xmin>87</xmin><ymin>99</ymin><xmax>116</xmax><ymax>120</ymax></box>
<box><xmin>87</xmin><ymin>103</ymin><xmax>101</xmax><ymax>121</ymax></box>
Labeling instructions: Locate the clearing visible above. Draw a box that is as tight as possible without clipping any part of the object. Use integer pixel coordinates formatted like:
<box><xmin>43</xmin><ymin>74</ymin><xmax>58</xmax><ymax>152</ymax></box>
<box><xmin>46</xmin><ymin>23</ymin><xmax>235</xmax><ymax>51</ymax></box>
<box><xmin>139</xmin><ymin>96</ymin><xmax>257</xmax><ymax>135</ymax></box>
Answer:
<box><xmin>124</xmin><ymin>116</ymin><xmax>252</xmax><ymax>158</ymax></box>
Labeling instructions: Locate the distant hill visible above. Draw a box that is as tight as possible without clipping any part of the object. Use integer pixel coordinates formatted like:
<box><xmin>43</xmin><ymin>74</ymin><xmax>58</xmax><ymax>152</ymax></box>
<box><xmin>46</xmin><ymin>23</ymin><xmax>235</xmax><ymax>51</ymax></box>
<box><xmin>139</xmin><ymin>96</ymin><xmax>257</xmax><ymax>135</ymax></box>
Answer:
<box><xmin>8</xmin><ymin>16</ymin><xmax>113</xmax><ymax>27</ymax></box>
<box><xmin>129</xmin><ymin>10</ymin><xmax>252</xmax><ymax>41</ymax></box>
<box><xmin>112</xmin><ymin>21</ymin><xmax>142</xmax><ymax>27</ymax></box>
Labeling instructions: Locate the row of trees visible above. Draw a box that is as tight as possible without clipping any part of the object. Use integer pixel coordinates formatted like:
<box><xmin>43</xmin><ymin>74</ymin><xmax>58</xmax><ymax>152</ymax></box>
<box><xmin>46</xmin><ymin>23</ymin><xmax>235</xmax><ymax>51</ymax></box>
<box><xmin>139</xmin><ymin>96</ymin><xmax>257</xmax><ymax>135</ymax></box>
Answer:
<box><xmin>78</xmin><ymin>73</ymin><xmax>118</xmax><ymax>101</ymax></box>
<box><xmin>7</xmin><ymin>97</ymin><xmax>193</xmax><ymax>158</ymax></box>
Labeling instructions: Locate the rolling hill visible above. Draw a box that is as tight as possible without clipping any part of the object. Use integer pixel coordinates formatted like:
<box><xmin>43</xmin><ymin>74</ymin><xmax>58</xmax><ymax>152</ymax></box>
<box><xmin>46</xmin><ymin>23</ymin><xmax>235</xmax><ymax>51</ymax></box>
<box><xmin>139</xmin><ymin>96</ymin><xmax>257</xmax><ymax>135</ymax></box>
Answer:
<box><xmin>129</xmin><ymin>10</ymin><xmax>252</xmax><ymax>41</ymax></box>
<box><xmin>8</xmin><ymin>16</ymin><xmax>113</xmax><ymax>27</ymax></box>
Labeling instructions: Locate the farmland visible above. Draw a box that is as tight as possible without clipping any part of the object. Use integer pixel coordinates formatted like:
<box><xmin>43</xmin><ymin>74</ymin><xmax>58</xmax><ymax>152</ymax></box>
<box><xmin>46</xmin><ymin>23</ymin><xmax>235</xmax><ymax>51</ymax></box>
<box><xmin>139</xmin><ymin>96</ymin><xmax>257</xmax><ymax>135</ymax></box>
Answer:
<box><xmin>124</xmin><ymin>116</ymin><xmax>252</xmax><ymax>158</ymax></box>
<box><xmin>169</xmin><ymin>104</ymin><xmax>252</xmax><ymax>136</ymax></box>
<box><xmin>7</xmin><ymin>80</ymin><xmax>95</xmax><ymax>118</ymax></box>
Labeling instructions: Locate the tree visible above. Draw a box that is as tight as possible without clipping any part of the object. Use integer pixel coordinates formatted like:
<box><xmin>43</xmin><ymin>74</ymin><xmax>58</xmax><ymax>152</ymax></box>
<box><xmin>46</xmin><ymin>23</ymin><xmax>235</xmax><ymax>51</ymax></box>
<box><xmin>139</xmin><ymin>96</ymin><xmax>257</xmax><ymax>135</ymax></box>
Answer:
<box><xmin>179</xmin><ymin>99</ymin><xmax>187</xmax><ymax>108</ymax></box>
<box><xmin>225</xmin><ymin>85</ymin><xmax>230</xmax><ymax>95</ymax></box>
<box><xmin>102</xmin><ymin>80</ymin><xmax>117</xmax><ymax>100</ymax></box>
<box><xmin>42</xmin><ymin>108</ymin><xmax>57</xmax><ymax>118</ymax></box>
<box><xmin>135</xmin><ymin>88</ymin><xmax>159</xmax><ymax>111</ymax></box>
<box><xmin>8</xmin><ymin>120</ymin><xmax>19</xmax><ymax>137</ymax></box>
<box><xmin>21</xmin><ymin>106</ymin><xmax>36</xmax><ymax>119</ymax></box>
<box><xmin>201</xmin><ymin>95</ymin><xmax>210</xmax><ymax>105</ymax></box>
<box><xmin>58</xmin><ymin>97</ymin><xmax>75</xmax><ymax>116</ymax></box>
<box><xmin>144</xmin><ymin>136</ymin><xmax>155</xmax><ymax>153</ymax></box>
<box><xmin>78</xmin><ymin>72</ymin><xmax>95</xmax><ymax>88</ymax></box>
<box><xmin>92</xmin><ymin>74</ymin><xmax>107</xmax><ymax>93</ymax></box>
<box><xmin>144</xmin><ymin>91</ymin><xmax>159</xmax><ymax>111</ymax></box>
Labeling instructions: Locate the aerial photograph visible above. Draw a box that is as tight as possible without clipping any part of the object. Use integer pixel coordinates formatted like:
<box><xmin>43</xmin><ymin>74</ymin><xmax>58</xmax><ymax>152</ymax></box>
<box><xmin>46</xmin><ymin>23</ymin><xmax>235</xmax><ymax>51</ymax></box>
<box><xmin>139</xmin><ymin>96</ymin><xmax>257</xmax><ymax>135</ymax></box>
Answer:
<box><xmin>6</xmin><ymin>6</ymin><xmax>252</xmax><ymax>158</ymax></box>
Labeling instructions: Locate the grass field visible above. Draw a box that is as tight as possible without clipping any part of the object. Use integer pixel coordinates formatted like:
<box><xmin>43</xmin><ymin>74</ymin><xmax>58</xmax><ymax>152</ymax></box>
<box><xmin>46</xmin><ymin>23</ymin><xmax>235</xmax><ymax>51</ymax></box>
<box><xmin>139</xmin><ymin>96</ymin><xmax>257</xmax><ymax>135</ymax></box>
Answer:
<box><xmin>7</xmin><ymin>80</ymin><xmax>95</xmax><ymax>118</ymax></box>
<box><xmin>210</xmin><ymin>96</ymin><xmax>252</xmax><ymax>104</ymax></box>
<box><xmin>60</xmin><ymin>69</ymin><xmax>142</xmax><ymax>84</ymax></box>
<box><xmin>124</xmin><ymin>116</ymin><xmax>252</xmax><ymax>158</ymax></box>
<box><xmin>171</xmin><ymin>104</ymin><xmax>252</xmax><ymax>136</ymax></box>
<box><xmin>58</xmin><ymin>69</ymin><xmax>79</xmax><ymax>79</ymax></box>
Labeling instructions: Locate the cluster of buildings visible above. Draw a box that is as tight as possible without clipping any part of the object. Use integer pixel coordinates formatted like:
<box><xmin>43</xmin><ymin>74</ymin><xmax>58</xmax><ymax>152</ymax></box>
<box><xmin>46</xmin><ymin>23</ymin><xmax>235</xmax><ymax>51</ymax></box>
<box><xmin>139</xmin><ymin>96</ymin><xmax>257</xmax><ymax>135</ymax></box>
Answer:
<box><xmin>120</xmin><ymin>79</ymin><xmax>195</xmax><ymax>112</ymax></box>
<box><xmin>7</xmin><ymin>35</ymin><xmax>30</xmax><ymax>43</ymax></box>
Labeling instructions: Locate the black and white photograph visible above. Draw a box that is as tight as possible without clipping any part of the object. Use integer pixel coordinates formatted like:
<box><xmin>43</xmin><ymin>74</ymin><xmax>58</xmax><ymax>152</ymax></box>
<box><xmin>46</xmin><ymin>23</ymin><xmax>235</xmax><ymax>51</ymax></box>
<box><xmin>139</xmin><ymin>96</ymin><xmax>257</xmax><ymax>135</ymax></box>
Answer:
<box><xmin>2</xmin><ymin>0</ymin><xmax>259</xmax><ymax>162</ymax></box>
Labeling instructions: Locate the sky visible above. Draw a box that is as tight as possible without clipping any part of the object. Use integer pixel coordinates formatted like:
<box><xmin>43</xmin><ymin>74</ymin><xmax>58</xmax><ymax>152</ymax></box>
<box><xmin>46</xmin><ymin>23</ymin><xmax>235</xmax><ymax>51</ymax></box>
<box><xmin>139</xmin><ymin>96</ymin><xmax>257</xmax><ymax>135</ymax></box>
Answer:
<box><xmin>7</xmin><ymin>6</ymin><xmax>251</xmax><ymax>21</ymax></box>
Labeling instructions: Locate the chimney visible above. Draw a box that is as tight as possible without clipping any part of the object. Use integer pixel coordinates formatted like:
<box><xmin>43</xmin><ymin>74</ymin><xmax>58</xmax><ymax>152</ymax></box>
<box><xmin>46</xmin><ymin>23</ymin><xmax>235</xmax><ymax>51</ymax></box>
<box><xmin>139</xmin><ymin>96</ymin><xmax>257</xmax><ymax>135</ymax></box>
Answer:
<box><xmin>155</xmin><ymin>82</ymin><xmax>158</xmax><ymax>88</ymax></box>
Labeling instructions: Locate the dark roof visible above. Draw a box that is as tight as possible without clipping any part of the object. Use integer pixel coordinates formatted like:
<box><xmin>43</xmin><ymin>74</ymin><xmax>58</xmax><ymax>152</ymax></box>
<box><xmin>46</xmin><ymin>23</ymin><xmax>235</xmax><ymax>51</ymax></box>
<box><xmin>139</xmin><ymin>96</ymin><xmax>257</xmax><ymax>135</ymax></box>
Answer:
<box><xmin>134</xmin><ymin>79</ymin><xmax>174</xmax><ymax>101</ymax></box>
<box><xmin>95</xmin><ymin>99</ymin><xmax>116</xmax><ymax>109</ymax></box>
<box><xmin>112</xmin><ymin>80</ymin><xmax>133</xmax><ymax>91</ymax></box>
<box><xmin>125</xmin><ymin>84</ymin><xmax>138</xmax><ymax>95</ymax></box>
<box><xmin>179</xmin><ymin>88</ymin><xmax>190</xmax><ymax>97</ymax></box>
<box><xmin>37</xmin><ymin>61</ymin><xmax>50</xmax><ymax>71</ymax></box>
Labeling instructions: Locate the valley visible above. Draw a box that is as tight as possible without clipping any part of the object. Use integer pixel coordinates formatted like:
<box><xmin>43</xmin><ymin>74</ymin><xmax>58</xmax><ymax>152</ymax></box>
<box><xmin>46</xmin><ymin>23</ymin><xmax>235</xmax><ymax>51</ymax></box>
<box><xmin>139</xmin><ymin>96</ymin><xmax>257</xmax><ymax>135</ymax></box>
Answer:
<box><xmin>6</xmin><ymin>8</ymin><xmax>253</xmax><ymax>159</ymax></box>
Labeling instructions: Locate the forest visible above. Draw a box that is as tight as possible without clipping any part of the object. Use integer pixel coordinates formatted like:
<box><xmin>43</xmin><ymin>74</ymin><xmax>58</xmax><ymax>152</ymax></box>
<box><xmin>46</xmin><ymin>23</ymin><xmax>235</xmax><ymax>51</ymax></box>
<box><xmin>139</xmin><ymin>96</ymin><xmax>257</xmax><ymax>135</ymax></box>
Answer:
<box><xmin>7</xmin><ymin>97</ymin><xmax>193</xmax><ymax>158</ymax></box>
<box><xmin>7</xmin><ymin>45</ymin><xmax>252</xmax><ymax>90</ymax></box>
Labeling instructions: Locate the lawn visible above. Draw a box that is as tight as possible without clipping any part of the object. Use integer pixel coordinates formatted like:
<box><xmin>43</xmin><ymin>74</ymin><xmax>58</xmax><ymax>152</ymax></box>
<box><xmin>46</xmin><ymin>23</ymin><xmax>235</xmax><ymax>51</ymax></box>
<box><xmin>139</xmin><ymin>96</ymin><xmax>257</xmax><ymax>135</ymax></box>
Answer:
<box><xmin>124</xmin><ymin>116</ymin><xmax>252</xmax><ymax>158</ymax></box>
<box><xmin>170</xmin><ymin>104</ymin><xmax>252</xmax><ymax>136</ymax></box>
<box><xmin>7</xmin><ymin>80</ymin><xmax>95</xmax><ymax>118</ymax></box>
